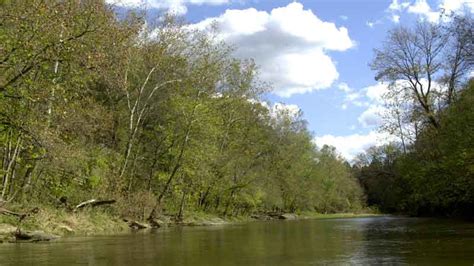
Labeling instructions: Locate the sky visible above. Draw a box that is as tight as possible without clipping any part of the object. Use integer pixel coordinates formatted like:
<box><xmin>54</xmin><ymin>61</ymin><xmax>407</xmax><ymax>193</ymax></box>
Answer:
<box><xmin>107</xmin><ymin>0</ymin><xmax>474</xmax><ymax>160</ymax></box>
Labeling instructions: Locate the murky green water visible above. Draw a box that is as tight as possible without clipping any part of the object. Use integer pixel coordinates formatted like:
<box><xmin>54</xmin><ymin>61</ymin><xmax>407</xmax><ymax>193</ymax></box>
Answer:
<box><xmin>1</xmin><ymin>216</ymin><xmax>473</xmax><ymax>265</ymax></box>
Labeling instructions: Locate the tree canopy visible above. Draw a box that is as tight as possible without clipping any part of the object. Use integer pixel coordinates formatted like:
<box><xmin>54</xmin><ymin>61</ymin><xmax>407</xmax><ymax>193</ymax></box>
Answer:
<box><xmin>0</xmin><ymin>0</ymin><xmax>364</xmax><ymax>220</ymax></box>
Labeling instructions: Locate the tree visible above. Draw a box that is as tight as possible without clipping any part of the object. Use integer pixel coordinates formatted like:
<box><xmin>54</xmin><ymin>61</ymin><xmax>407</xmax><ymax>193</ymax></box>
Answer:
<box><xmin>371</xmin><ymin>18</ymin><xmax>472</xmax><ymax>131</ymax></box>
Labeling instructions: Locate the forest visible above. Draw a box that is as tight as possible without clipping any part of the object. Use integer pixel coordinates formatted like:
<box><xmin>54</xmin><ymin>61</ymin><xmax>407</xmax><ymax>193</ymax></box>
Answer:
<box><xmin>1</xmin><ymin>0</ymin><xmax>472</xmax><ymax>228</ymax></box>
<box><xmin>0</xmin><ymin>0</ymin><xmax>364</xmax><ymax>224</ymax></box>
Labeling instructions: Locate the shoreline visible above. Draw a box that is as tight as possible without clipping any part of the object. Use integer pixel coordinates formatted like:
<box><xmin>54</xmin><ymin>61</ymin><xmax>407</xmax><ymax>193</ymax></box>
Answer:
<box><xmin>0</xmin><ymin>209</ymin><xmax>381</xmax><ymax>243</ymax></box>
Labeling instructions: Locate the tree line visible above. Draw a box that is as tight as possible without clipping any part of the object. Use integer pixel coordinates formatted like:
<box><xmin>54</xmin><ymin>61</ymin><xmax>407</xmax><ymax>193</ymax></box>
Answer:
<box><xmin>0</xmin><ymin>0</ymin><xmax>364</xmax><ymax>221</ymax></box>
<box><xmin>354</xmin><ymin>14</ymin><xmax>473</xmax><ymax>218</ymax></box>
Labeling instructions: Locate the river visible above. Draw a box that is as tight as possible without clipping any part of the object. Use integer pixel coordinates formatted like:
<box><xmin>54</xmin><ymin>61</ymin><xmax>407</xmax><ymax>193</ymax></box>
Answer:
<box><xmin>0</xmin><ymin>216</ymin><xmax>473</xmax><ymax>265</ymax></box>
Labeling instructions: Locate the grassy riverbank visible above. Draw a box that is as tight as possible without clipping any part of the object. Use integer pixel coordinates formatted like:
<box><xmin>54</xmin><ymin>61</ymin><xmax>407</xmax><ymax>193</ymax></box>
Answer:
<box><xmin>0</xmin><ymin>206</ymin><xmax>379</xmax><ymax>243</ymax></box>
<box><xmin>0</xmin><ymin>207</ymin><xmax>128</xmax><ymax>242</ymax></box>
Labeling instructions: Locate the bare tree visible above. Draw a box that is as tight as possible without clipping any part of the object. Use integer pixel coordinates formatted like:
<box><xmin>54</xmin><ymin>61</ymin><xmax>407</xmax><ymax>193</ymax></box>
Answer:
<box><xmin>371</xmin><ymin>22</ymin><xmax>445</xmax><ymax>129</ymax></box>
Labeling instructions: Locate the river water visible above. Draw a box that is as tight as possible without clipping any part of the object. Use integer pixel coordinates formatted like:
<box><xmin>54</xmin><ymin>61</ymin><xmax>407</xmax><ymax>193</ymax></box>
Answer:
<box><xmin>0</xmin><ymin>216</ymin><xmax>473</xmax><ymax>265</ymax></box>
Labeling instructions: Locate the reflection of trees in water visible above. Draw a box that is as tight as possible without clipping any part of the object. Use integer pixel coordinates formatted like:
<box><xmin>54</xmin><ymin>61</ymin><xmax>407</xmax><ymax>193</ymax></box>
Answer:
<box><xmin>1</xmin><ymin>217</ymin><xmax>473</xmax><ymax>265</ymax></box>
<box><xmin>348</xmin><ymin>217</ymin><xmax>412</xmax><ymax>265</ymax></box>
<box><xmin>348</xmin><ymin>217</ymin><xmax>474</xmax><ymax>265</ymax></box>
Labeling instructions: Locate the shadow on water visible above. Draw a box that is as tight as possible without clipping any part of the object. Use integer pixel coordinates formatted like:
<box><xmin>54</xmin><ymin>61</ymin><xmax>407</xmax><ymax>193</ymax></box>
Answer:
<box><xmin>0</xmin><ymin>216</ymin><xmax>473</xmax><ymax>265</ymax></box>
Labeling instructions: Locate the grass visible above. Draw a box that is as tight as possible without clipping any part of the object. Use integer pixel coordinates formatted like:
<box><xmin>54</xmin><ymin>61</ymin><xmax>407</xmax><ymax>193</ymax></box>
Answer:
<box><xmin>0</xmin><ymin>205</ymin><xmax>129</xmax><ymax>239</ymax></box>
<box><xmin>1</xmin><ymin>205</ymin><xmax>383</xmax><ymax>242</ymax></box>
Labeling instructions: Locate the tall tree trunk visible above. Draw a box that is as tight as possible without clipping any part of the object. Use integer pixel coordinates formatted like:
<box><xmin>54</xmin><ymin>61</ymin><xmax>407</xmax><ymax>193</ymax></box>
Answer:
<box><xmin>119</xmin><ymin>71</ymin><xmax>181</xmax><ymax>180</ymax></box>
<box><xmin>177</xmin><ymin>188</ymin><xmax>187</xmax><ymax>221</ymax></box>
<box><xmin>1</xmin><ymin>135</ymin><xmax>21</xmax><ymax>200</ymax></box>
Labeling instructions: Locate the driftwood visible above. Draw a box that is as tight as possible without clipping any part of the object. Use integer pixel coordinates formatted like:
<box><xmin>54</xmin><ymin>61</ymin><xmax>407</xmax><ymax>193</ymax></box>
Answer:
<box><xmin>129</xmin><ymin>221</ymin><xmax>150</xmax><ymax>230</ymax></box>
<box><xmin>122</xmin><ymin>218</ymin><xmax>152</xmax><ymax>230</ymax></box>
<box><xmin>251</xmin><ymin>211</ymin><xmax>295</xmax><ymax>220</ymax></box>
<box><xmin>14</xmin><ymin>230</ymin><xmax>59</xmax><ymax>242</ymax></box>
<box><xmin>74</xmin><ymin>199</ymin><xmax>116</xmax><ymax>212</ymax></box>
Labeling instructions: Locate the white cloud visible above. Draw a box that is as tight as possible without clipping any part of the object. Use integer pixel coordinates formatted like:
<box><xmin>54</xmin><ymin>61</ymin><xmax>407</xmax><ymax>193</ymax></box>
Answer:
<box><xmin>340</xmin><ymin>15</ymin><xmax>349</xmax><ymax>20</ymax></box>
<box><xmin>440</xmin><ymin>0</ymin><xmax>474</xmax><ymax>13</ymax></box>
<box><xmin>407</xmin><ymin>0</ymin><xmax>432</xmax><ymax>14</ymax></box>
<box><xmin>358</xmin><ymin>105</ymin><xmax>386</xmax><ymax>127</ymax></box>
<box><xmin>366</xmin><ymin>20</ymin><xmax>383</xmax><ymax>28</ymax></box>
<box><xmin>387</xmin><ymin>0</ymin><xmax>474</xmax><ymax>24</ymax></box>
<box><xmin>407</xmin><ymin>0</ymin><xmax>440</xmax><ymax>22</ymax></box>
<box><xmin>192</xmin><ymin>2</ymin><xmax>354</xmax><ymax>97</ymax></box>
<box><xmin>392</xmin><ymin>14</ymin><xmax>401</xmax><ymax>23</ymax></box>
<box><xmin>338</xmin><ymin>82</ymin><xmax>352</xmax><ymax>93</ymax></box>
<box><xmin>316</xmin><ymin>82</ymin><xmax>398</xmax><ymax>160</ymax></box>
<box><xmin>106</xmin><ymin>0</ymin><xmax>230</xmax><ymax>15</ymax></box>
<box><xmin>314</xmin><ymin>131</ymin><xmax>395</xmax><ymax>161</ymax></box>
<box><xmin>365</xmin><ymin>82</ymin><xmax>389</xmax><ymax>103</ymax></box>
<box><xmin>337</xmin><ymin>82</ymin><xmax>369</xmax><ymax>109</ymax></box>
<box><xmin>271</xmin><ymin>102</ymin><xmax>301</xmax><ymax>119</ymax></box>
<box><xmin>389</xmin><ymin>0</ymin><xmax>410</xmax><ymax>11</ymax></box>
<box><xmin>357</xmin><ymin>82</ymin><xmax>389</xmax><ymax>128</ymax></box>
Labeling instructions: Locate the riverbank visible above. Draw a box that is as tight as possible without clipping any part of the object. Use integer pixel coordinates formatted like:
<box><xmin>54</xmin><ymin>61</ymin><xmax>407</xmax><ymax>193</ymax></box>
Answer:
<box><xmin>0</xmin><ymin>206</ymin><xmax>379</xmax><ymax>243</ymax></box>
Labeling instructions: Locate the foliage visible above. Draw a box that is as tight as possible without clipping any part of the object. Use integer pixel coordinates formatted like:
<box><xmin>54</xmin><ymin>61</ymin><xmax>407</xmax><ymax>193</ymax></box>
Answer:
<box><xmin>358</xmin><ymin>14</ymin><xmax>473</xmax><ymax>218</ymax></box>
<box><xmin>0</xmin><ymin>0</ymin><xmax>364</xmax><ymax>220</ymax></box>
<box><xmin>355</xmin><ymin>81</ymin><xmax>474</xmax><ymax>218</ymax></box>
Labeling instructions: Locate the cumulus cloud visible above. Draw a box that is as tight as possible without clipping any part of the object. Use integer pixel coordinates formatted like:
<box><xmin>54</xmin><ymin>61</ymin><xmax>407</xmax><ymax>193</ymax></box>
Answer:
<box><xmin>387</xmin><ymin>0</ymin><xmax>474</xmax><ymax>23</ymax></box>
<box><xmin>407</xmin><ymin>0</ymin><xmax>440</xmax><ymax>22</ymax></box>
<box><xmin>192</xmin><ymin>2</ymin><xmax>354</xmax><ymax>97</ymax></box>
<box><xmin>364</xmin><ymin>82</ymin><xmax>389</xmax><ymax>103</ymax></box>
<box><xmin>315</xmin><ymin>82</ymin><xmax>396</xmax><ymax>160</ymax></box>
<box><xmin>314</xmin><ymin>131</ymin><xmax>395</xmax><ymax>161</ymax></box>
<box><xmin>356</xmin><ymin>82</ymin><xmax>390</xmax><ymax>128</ymax></box>
<box><xmin>337</xmin><ymin>82</ymin><xmax>369</xmax><ymax>109</ymax></box>
<box><xmin>106</xmin><ymin>0</ymin><xmax>230</xmax><ymax>15</ymax></box>
<box><xmin>358</xmin><ymin>105</ymin><xmax>386</xmax><ymax>127</ymax></box>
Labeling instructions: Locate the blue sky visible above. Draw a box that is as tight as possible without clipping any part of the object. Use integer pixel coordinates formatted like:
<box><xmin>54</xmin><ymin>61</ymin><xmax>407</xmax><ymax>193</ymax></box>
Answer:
<box><xmin>107</xmin><ymin>0</ymin><xmax>473</xmax><ymax>159</ymax></box>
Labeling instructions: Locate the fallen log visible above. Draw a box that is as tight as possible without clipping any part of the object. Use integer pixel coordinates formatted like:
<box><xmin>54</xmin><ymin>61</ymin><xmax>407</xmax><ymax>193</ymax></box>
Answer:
<box><xmin>122</xmin><ymin>218</ymin><xmax>153</xmax><ymax>230</ymax></box>
<box><xmin>129</xmin><ymin>221</ymin><xmax>150</xmax><ymax>230</ymax></box>
<box><xmin>279</xmin><ymin>213</ymin><xmax>298</xmax><ymax>220</ymax></box>
<box><xmin>15</xmin><ymin>230</ymin><xmax>59</xmax><ymax>242</ymax></box>
<box><xmin>74</xmin><ymin>199</ymin><xmax>116</xmax><ymax>212</ymax></box>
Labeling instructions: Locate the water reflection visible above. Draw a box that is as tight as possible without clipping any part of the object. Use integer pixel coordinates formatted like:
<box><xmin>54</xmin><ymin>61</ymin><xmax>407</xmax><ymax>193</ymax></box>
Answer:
<box><xmin>0</xmin><ymin>217</ymin><xmax>473</xmax><ymax>265</ymax></box>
